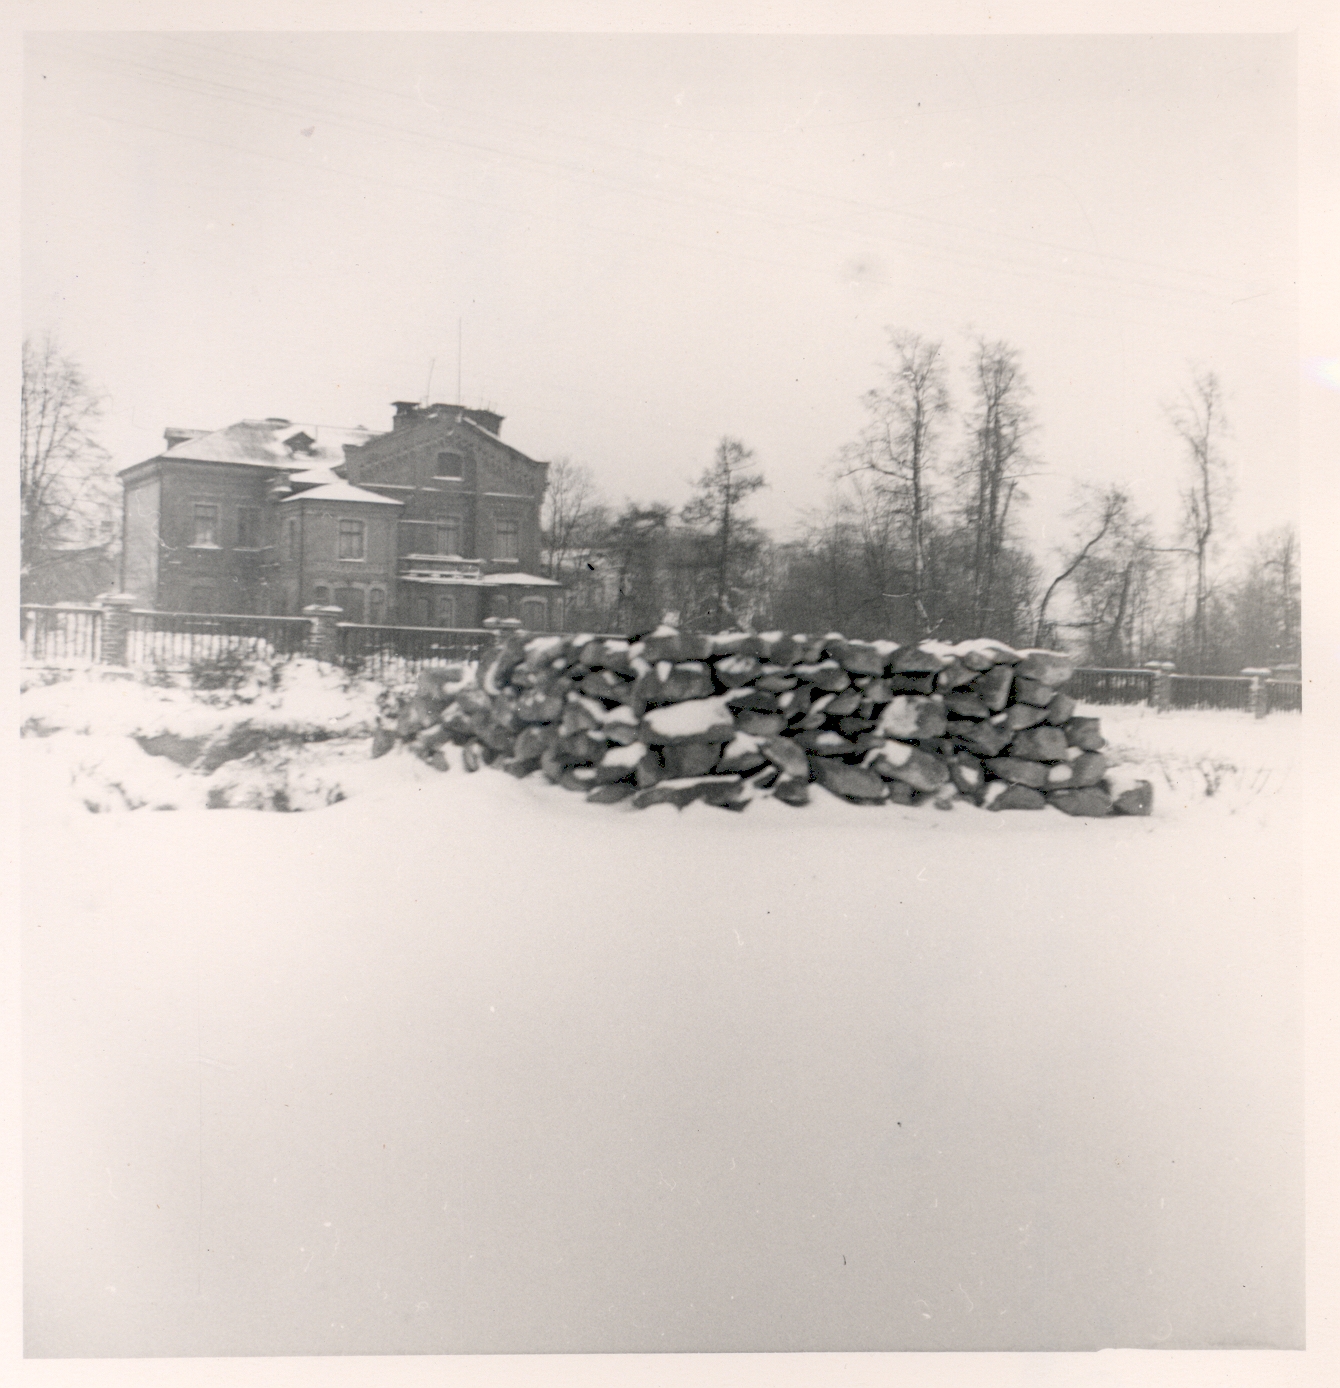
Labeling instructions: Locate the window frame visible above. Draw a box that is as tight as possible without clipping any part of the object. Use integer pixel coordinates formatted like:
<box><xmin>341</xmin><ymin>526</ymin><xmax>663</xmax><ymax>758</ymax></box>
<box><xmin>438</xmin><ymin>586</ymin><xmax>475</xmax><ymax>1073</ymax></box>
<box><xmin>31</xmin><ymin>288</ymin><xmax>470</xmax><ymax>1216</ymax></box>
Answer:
<box><xmin>337</xmin><ymin>518</ymin><xmax>367</xmax><ymax>561</ymax></box>
<box><xmin>494</xmin><ymin>517</ymin><xmax>520</xmax><ymax>561</ymax></box>
<box><xmin>191</xmin><ymin>502</ymin><xmax>220</xmax><ymax>548</ymax></box>
<box><xmin>435</xmin><ymin>516</ymin><xmax>463</xmax><ymax>555</ymax></box>
<box><xmin>433</xmin><ymin>451</ymin><xmax>465</xmax><ymax>481</ymax></box>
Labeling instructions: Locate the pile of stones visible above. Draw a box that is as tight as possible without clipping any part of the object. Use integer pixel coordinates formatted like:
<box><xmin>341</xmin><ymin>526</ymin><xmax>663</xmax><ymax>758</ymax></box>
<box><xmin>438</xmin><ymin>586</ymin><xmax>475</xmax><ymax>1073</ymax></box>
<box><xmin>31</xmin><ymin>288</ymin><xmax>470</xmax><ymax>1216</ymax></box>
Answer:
<box><xmin>377</xmin><ymin>625</ymin><xmax>1153</xmax><ymax>816</ymax></box>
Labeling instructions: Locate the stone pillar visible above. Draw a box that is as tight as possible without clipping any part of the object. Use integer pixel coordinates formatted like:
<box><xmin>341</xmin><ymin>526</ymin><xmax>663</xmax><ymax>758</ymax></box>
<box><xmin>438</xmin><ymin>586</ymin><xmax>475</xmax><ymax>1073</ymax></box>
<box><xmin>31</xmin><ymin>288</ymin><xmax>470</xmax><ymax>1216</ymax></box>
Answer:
<box><xmin>97</xmin><ymin>593</ymin><xmax>138</xmax><ymax>665</ymax></box>
<box><xmin>302</xmin><ymin>604</ymin><xmax>344</xmax><ymax>663</ymax></box>
<box><xmin>1241</xmin><ymin>668</ymin><xmax>1272</xmax><ymax>719</ymax></box>
<box><xmin>1144</xmin><ymin>661</ymin><xmax>1174</xmax><ymax>712</ymax></box>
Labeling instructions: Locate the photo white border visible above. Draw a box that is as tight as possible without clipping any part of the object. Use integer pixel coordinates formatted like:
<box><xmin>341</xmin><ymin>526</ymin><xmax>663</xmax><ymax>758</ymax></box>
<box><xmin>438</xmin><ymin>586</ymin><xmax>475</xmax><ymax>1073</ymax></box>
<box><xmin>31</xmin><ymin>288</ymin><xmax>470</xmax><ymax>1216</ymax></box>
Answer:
<box><xmin>3</xmin><ymin>3</ymin><xmax>1335</xmax><ymax>1386</ymax></box>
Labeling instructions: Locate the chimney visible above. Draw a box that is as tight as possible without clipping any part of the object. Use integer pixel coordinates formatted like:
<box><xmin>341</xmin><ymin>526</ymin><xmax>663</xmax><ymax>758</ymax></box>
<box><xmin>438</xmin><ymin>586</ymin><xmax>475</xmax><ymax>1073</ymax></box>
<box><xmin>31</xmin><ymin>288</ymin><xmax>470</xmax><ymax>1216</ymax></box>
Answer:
<box><xmin>391</xmin><ymin>401</ymin><xmax>422</xmax><ymax>430</ymax></box>
<box><xmin>163</xmin><ymin>427</ymin><xmax>208</xmax><ymax>450</ymax></box>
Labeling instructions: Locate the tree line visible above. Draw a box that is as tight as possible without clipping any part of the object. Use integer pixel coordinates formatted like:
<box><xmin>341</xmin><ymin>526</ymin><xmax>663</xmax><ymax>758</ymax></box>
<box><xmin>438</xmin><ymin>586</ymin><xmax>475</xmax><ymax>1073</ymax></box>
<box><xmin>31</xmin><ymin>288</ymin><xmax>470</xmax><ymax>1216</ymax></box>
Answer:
<box><xmin>543</xmin><ymin>330</ymin><xmax>1300</xmax><ymax>677</ymax></box>
<box><xmin>20</xmin><ymin>329</ymin><xmax>1300</xmax><ymax>677</ymax></box>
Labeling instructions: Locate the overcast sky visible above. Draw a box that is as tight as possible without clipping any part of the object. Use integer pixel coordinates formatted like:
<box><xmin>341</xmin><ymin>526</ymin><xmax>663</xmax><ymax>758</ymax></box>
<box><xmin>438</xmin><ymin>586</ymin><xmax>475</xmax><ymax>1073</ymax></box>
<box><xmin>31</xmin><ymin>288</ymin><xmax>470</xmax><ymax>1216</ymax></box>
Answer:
<box><xmin>24</xmin><ymin>28</ymin><xmax>1296</xmax><ymax>556</ymax></box>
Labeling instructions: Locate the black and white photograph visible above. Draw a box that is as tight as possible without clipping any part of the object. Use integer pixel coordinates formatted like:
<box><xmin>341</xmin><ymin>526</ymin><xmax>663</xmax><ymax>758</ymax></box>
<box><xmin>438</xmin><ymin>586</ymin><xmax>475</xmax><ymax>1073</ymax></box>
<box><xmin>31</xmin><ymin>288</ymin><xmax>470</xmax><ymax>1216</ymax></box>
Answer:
<box><xmin>13</xmin><ymin>1</ymin><xmax>1332</xmax><ymax>1379</ymax></box>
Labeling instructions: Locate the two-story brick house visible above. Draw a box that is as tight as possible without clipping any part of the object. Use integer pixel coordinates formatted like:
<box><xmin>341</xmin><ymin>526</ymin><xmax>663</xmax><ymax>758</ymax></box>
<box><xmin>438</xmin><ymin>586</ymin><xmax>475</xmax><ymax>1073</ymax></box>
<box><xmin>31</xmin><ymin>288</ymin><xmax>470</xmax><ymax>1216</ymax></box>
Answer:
<box><xmin>117</xmin><ymin>403</ymin><xmax>564</xmax><ymax>629</ymax></box>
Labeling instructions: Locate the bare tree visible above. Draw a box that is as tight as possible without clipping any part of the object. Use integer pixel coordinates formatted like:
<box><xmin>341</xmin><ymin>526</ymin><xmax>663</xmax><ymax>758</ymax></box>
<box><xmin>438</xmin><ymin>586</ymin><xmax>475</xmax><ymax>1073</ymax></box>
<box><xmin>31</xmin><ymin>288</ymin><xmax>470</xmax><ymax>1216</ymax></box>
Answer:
<box><xmin>540</xmin><ymin>457</ymin><xmax>603</xmax><ymax>579</ymax></box>
<box><xmin>839</xmin><ymin>330</ymin><xmax>950</xmax><ymax>634</ymax></box>
<box><xmin>1166</xmin><ymin>369</ymin><xmax>1233</xmax><ymax>673</ymax></box>
<box><xmin>1034</xmin><ymin>484</ymin><xmax>1131</xmax><ymax>646</ymax></box>
<box><xmin>21</xmin><ymin>334</ymin><xmax>117</xmax><ymax>593</ymax></box>
<box><xmin>680</xmin><ymin>437</ymin><xmax>767</xmax><ymax>629</ymax></box>
<box><xmin>958</xmin><ymin>338</ymin><xmax>1036</xmax><ymax>634</ymax></box>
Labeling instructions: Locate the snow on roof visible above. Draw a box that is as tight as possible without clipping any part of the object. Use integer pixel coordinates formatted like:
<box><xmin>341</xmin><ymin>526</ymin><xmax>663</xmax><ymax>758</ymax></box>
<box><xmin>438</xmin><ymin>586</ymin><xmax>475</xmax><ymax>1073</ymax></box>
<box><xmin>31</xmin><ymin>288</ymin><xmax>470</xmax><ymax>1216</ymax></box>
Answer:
<box><xmin>278</xmin><ymin>481</ymin><xmax>402</xmax><ymax>506</ymax></box>
<box><xmin>480</xmin><ymin>572</ymin><xmax>561</xmax><ymax>587</ymax></box>
<box><xmin>286</xmin><ymin>465</ymin><xmax>342</xmax><ymax>486</ymax></box>
<box><xmin>147</xmin><ymin>419</ymin><xmax>380</xmax><ymax>471</ymax></box>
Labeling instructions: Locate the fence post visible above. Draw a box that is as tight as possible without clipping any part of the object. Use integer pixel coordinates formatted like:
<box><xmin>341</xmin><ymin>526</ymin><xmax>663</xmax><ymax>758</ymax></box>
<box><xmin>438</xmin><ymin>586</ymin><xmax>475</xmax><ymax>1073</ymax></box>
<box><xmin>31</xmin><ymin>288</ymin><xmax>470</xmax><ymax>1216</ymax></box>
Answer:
<box><xmin>302</xmin><ymin>604</ymin><xmax>344</xmax><ymax>663</ymax></box>
<box><xmin>1144</xmin><ymin>661</ymin><xmax>1173</xmax><ymax>712</ymax></box>
<box><xmin>1241</xmin><ymin>668</ymin><xmax>1272</xmax><ymax>719</ymax></box>
<box><xmin>97</xmin><ymin>593</ymin><xmax>137</xmax><ymax>665</ymax></box>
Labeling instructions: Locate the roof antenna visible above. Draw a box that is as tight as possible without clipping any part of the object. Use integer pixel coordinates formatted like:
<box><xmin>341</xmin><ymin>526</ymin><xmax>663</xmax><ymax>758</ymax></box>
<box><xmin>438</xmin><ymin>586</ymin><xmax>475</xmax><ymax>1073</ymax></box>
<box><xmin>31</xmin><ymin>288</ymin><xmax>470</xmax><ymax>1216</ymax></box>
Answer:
<box><xmin>457</xmin><ymin>318</ymin><xmax>463</xmax><ymax>407</ymax></box>
<box><xmin>423</xmin><ymin>357</ymin><xmax>435</xmax><ymax>406</ymax></box>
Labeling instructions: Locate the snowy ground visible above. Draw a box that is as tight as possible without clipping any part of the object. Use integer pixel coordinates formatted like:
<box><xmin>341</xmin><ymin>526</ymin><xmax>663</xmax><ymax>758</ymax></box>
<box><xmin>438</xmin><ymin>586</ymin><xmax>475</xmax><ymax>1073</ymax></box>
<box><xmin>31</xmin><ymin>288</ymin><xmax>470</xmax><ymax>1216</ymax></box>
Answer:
<box><xmin>21</xmin><ymin>665</ymin><xmax>1304</xmax><ymax>1354</ymax></box>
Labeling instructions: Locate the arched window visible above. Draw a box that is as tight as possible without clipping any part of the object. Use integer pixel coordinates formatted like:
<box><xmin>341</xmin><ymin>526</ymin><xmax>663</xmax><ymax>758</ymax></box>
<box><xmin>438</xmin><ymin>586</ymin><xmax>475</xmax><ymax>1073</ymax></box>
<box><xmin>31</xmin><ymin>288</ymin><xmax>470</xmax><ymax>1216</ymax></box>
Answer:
<box><xmin>436</xmin><ymin>593</ymin><xmax>456</xmax><ymax>627</ymax></box>
<box><xmin>520</xmin><ymin>597</ymin><xmax>547</xmax><ymax>630</ymax></box>
<box><xmin>314</xmin><ymin>585</ymin><xmax>331</xmax><ymax>605</ymax></box>
<box><xmin>368</xmin><ymin>588</ymin><xmax>385</xmax><ymax>626</ymax></box>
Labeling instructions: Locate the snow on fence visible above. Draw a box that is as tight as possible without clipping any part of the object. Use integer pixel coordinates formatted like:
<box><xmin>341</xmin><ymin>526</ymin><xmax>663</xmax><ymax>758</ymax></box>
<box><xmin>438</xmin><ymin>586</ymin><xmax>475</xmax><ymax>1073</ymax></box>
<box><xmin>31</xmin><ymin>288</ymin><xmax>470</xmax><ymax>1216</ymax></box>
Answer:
<box><xmin>379</xmin><ymin>626</ymin><xmax>1158</xmax><ymax>818</ymax></box>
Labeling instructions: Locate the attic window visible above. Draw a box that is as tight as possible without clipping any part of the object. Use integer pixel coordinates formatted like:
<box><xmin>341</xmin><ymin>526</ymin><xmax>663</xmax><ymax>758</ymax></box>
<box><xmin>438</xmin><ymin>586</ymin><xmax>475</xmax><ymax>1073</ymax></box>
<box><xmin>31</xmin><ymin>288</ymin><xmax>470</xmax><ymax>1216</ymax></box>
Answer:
<box><xmin>285</xmin><ymin>431</ymin><xmax>316</xmax><ymax>456</ymax></box>
<box><xmin>434</xmin><ymin>451</ymin><xmax>464</xmax><ymax>480</ymax></box>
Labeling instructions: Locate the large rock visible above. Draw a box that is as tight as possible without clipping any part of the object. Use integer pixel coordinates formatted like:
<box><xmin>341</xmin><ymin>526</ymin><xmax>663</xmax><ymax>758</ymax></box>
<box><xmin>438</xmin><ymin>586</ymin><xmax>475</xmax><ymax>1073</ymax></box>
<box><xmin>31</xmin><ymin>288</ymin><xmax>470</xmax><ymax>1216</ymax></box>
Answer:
<box><xmin>735</xmin><ymin>710</ymin><xmax>789</xmax><ymax>736</ymax></box>
<box><xmin>988</xmin><ymin>783</ymin><xmax>1047</xmax><ymax>811</ymax></box>
<box><xmin>634</xmin><ymin>661</ymin><xmax>715</xmax><ymax>705</ymax></box>
<box><xmin>759</xmin><ymin>734</ymin><xmax>811</xmax><ymax>779</ymax></box>
<box><xmin>813</xmin><ymin>760</ymin><xmax>890</xmax><ymax>802</ymax></box>
<box><xmin>791</xmin><ymin>660</ymin><xmax>851</xmax><ymax>692</ymax></box>
<box><xmin>1007</xmin><ymin>725</ymin><xmax>1069</xmax><ymax>762</ymax></box>
<box><xmin>877</xmin><ymin>694</ymin><xmax>948</xmax><ymax>741</ymax></box>
<box><xmin>513</xmin><ymin>723</ymin><xmax>560</xmax><ymax>762</ymax></box>
<box><xmin>1011</xmin><ymin>675</ymin><xmax>1057</xmax><ymax>707</ymax></box>
<box><xmin>770</xmin><ymin>776</ymin><xmax>811</xmax><ymax>806</ymax></box>
<box><xmin>827</xmin><ymin>639</ymin><xmax>888</xmax><ymax>676</ymax></box>
<box><xmin>869</xmin><ymin>742</ymin><xmax>949</xmax><ymax>791</ymax></box>
<box><xmin>1048</xmin><ymin>787</ymin><xmax>1113</xmax><ymax>816</ymax></box>
<box><xmin>662</xmin><ymin>740</ymin><xmax>724</xmax><ymax>778</ymax></box>
<box><xmin>1068</xmin><ymin>751</ymin><xmax>1109</xmax><ymax>788</ymax></box>
<box><xmin>824</xmin><ymin>687</ymin><xmax>864</xmax><ymax>717</ymax></box>
<box><xmin>1003</xmin><ymin>701</ymin><xmax>1049</xmax><ymax>731</ymax></box>
<box><xmin>951</xmin><ymin>721</ymin><xmax>1012</xmax><ymax>758</ymax></box>
<box><xmin>970</xmin><ymin>664</ymin><xmax>1014</xmax><ymax>711</ymax></box>
<box><xmin>1044</xmin><ymin>692</ymin><xmax>1077</xmax><ymax>726</ymax></box>
<box><xmin>754</xmin><ymin>671</ymin><xmax>799</xmax><ymax>693</ymax></box>
<box><xmin>889</xmin><ymin>644</ymin><xmax>950</xmax><ymax>673</ymax></box>
<box><xmin>1105</xmin><ymin>768</ymin><xmax>1155</xmax><ymax>815</ymax></box>
<box><xmin>515</xmin><ymin>689</ymin><xmax>564</xmax><ymax>724</ymax></box>
<box><xmin>716</xmin><ymin>732</ymin><xmax>767</xmax><ymax>773</ymax></box>
<box><xmin>712</xmin><ymin>654</ymin><xmax>762</xmax><ymax>687</ymax></box>
<box><xmin>1063</xmin><ymin>717</ymin><xmax>1106</xmax><ymax>752</ymax></box>
<box><xmin>984</xmin><ymin>756</ymin><xmax>1050</xmax><ymax>789</ymax></box>
<box><xmin>948</xmin><ymin>754</ymin><xmax>985</xmax><ymax>798</ymax></box>
<box><xmin>638</xmin><ymin>628</ymin><xmax>713</xmax><ymax>662</ymax></box>
<box><xmin>640</xmin><ymin>695</ymin><xmax>736</xmax><ymax>745</ymax></box>
<box><xmin>1014</xmin><ymin>650</ymin><xmax>1075</xmax><ymax>687</ymax></box>
<box><xmin>944</xmin><ymin>691</ymin><xmax>990</xmax><ymax>719</ymax></box>
<box><xmin>956</xmin><ymin>640</ymin><xmax>1019</xmax><ymax>671</ymax></box>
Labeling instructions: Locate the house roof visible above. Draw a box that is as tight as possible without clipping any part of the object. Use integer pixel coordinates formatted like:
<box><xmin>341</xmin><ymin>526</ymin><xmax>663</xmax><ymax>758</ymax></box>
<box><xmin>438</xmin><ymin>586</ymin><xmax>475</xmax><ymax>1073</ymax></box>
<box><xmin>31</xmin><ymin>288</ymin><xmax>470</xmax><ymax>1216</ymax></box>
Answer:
<box><xmin>278</xmin><ymin>481</ymin><xmax>402</xmax><ymax>506</ymax></box>
<box><xmin>127</xmin><ymin>419</ymin><xmax>380</xmax><ymax>474</ymax></box>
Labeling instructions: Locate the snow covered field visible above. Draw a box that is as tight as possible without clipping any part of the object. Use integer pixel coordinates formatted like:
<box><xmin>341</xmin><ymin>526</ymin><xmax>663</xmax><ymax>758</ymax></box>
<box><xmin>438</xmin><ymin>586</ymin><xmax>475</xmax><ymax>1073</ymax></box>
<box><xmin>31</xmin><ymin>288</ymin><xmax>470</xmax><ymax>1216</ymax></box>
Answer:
<box><xmin>21</xmin><ymin>665</ymin><xmax>1304</xmax><ymax>1354</ymax></box>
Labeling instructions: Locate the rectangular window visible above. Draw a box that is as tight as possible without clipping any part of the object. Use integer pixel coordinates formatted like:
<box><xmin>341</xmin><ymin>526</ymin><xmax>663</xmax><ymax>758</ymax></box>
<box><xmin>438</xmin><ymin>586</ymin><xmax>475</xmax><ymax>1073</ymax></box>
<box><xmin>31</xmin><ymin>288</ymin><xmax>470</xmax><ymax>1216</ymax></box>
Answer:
<box><xmin>520</xmin><ymin>597</ymin><xmax>547</xmax><ymax>630</ymax></box>
<box><xmin>338</xmin><ymin>519</ymin><xmax>366</xmax><ymax>560</ymax></box>
<box><xmin>368</xmin><ymin>588</ymin><xmax>386</xmax><ymax>626</ymax></box>
<box><xmin>286</xmin><ymin>519</ymin><xmax>298</xmax><ymax>561</ymax></box>
<box><xmin>436</xmin><ymin>593</ymin><xmax>456</xmax><ymax>627</ymax></box>
<box><xmin>314</xmin><ymin>585</ymin><xmax>331</xmax><ymax>605</ymax></box>
<box><xmin>237</xmin><ymin>507</ymin><xmax>261</xmax><ymax>548</ymax></box>
<box><xmin>495</xmin><ymin>518</ymin><xmax>519</xmax><ymax>561</ymax></box>
<box><xmin>434</xmin><ymin>451</ymin><xmax>464</xmax><ymax>480</ymax></box>
<box><xmin>436</xmin><ymin>517</ymin><xmax>462</xmax><ymax>555</ymax></box>
<box><xmin>192</xmin><ymin>503</ymin><xmax>219</xmax><ymax>547</ymax></box>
